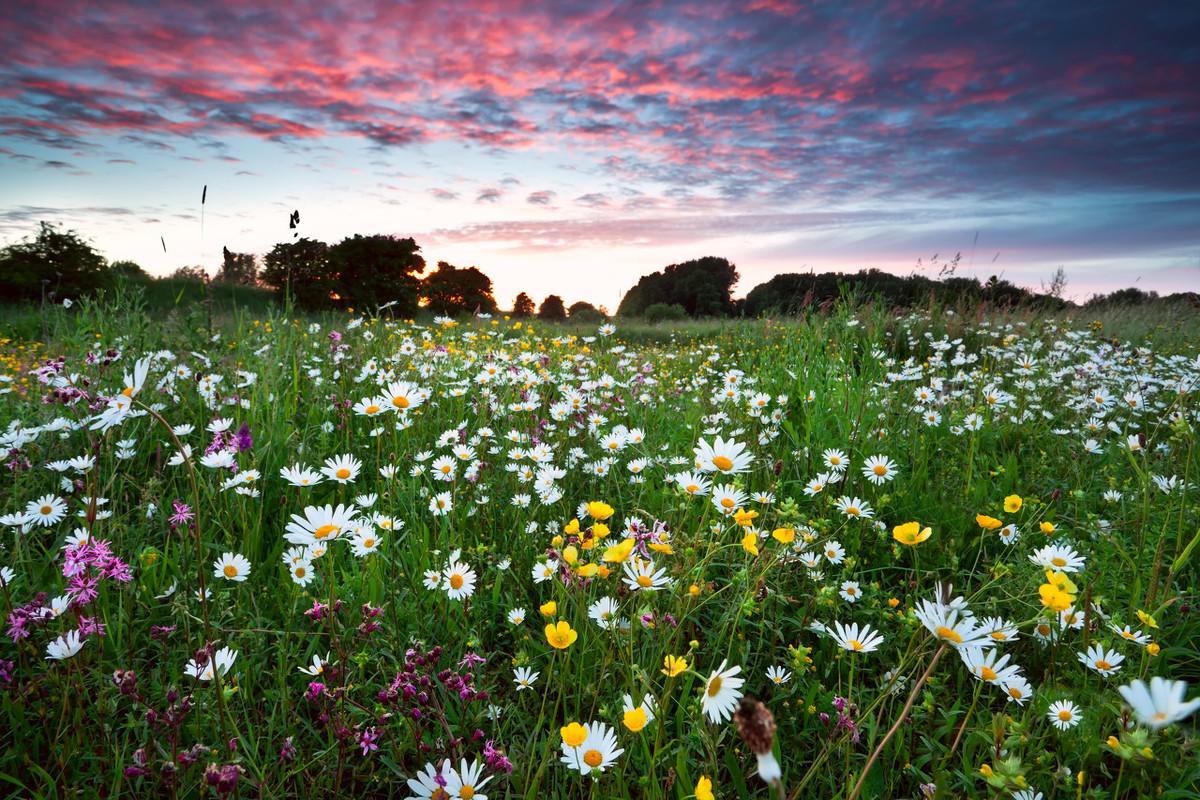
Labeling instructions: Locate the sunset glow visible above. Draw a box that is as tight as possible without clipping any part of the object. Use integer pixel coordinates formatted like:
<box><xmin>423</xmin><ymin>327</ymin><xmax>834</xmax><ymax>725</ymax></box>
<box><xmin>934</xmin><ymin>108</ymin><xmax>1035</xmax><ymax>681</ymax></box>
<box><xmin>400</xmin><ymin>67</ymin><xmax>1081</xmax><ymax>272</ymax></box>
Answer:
<box><xmin>1</xmin><ymin>1</ymin><xmax>1197</xmax><ymax>306</ymax></box>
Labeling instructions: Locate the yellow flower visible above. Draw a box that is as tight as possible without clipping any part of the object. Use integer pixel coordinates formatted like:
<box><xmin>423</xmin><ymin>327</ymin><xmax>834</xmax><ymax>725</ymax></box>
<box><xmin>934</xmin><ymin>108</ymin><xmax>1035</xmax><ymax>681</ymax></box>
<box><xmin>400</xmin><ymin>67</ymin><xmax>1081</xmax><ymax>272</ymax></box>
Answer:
<box><xmin>1039</xmin><ymin>521</ymin><xmax>1056</xmax><ymax>534</ymax></box>
<box><xmin>1003</xmin><ymin>494</ymin><xmax>1023</xmax><ymax>513</ymax></box>
<box><xmin>1106</xmin><ymin>735</ymin><xmax>1120</xmax><ymax>750</ymax></box>
<box><xmin>586</xmin><ymin>501</ymin><xmax>614</xmax><ymax>521</ymax></box>
<box><xmin>592</xmin><ymin>522</ymin><xmax>610</xmax><ymax>538</ymax></box>
<box><xmin>892</xmin><ymin>521</ymin><xmax>932</xmax><ymax>546</ymax></box>
<box><xmin>887</xmin><ymin>597</ymin><xmax>900</xmax><ymax>608</ymax></box>
<box><xmin>577</xmin><ymin>563</ymin><xmax>599</xmax><ymax>578</ymax></box>
<box><xmin>561</xmin><ymin>722</ymin><xmax>587</xmax><ymax>748</ymax></box>
<box><xmin>976</xmin><ymin>514</ymin><xmax>1002</xmax><ymax>530</ymax></box>
<box><xmin>741</xmin><ymin>530</ymin><xmax>760</xmax><ymax>556</ymax></box>
<box><xmin>1039</xmin><ymin>583</ymin><xmax>1073</xmax><ymax>612</ymax></box>
<box><xmin>771</xmin><ymin>527</ymin><xmax>795</xmax><ymax>544</ymax></box>
<box><xmin>623</xmin><ymin>706</ymin><xmax>648</xmax><ymax>732</ymax></box>
<box><xmin>564</xmin><ymin>518</ymin><xmax>580</xmax><ymax>535</ymax></box>
<box><xmin>662</xmin><ymin>655</ymin><xmax>688</xmax><ymax>677</ymax></box>
<box><xmin>1147</xmin><ymin>642</ymin><xmax>1160</xmax><ymax>657</ymax></box>
<box><xmin>695</xmin><ymin>775</ymin><xmax>714</xmax><ymax>800</ymax></box>
<box><xmin>979</xmin><ymin>764</ymin><xmax>994</xmax><ymax>778</ymax></box>
<box><xmin>1136</xmin><ymin>610</ymin><xmax>1158</xmax><ymax>629</ymax></box>
<box><xmin>688</xmin><ymin>584</ymin><xmax>701</xmax><ymax>597</ymax></box>
<box><xmin>1044</xmin><ymin>569</ymin><xmax>1077</xmax><ymax>594</ymax></box>
<box><xmin>733</xmin><ymin>508</ymin><xmax>758</xmax><ymax>527</ymax></box>
<box><xmin>602</xmin><ymin>538</ymin><xmax>635</xmax><ymax>563</ymax></box>
<box><xmin>562</xmin><ymin>545</ymin><xmax>578</xmax><ymax>565</ymax></box>
<box><xmin>544</xmin><ymin>620</ymin><xmax>577</xmax><ymax>650</ymax></box>
<box><xmin>539</xmin><ymin>601</ymin><xmax>557</xmax><ymax>617</ymax></box>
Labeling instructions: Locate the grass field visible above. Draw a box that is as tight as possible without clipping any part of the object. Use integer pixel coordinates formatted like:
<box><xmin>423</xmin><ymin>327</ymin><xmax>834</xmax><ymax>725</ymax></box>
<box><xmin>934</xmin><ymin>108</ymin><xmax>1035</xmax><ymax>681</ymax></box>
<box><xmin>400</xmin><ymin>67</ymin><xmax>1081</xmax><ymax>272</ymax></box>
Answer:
<box><xmin>1</xmin><ymin>298</ymin><xmax>1198</xmax><ymax>798</ymax></box>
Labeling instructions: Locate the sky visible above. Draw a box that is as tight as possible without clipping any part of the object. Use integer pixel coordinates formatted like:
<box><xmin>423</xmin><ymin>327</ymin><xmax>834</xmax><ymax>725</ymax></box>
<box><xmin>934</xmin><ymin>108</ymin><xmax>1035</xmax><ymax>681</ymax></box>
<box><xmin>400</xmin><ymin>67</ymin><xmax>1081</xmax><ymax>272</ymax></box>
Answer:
<box><xmin>1</xmin><ymin>0</ymin><xmax>1198</xmax><ymax>309</ymax></box>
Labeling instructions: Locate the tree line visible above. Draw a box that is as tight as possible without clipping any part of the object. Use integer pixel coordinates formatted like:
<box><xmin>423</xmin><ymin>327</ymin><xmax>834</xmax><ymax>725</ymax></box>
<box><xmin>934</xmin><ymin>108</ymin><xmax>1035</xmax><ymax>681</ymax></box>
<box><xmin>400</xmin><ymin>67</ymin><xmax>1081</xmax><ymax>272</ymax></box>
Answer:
<box><xmin>2</xmin><ymin>222</ymin><xmax>1194</xmax><ymax>319</ymax></box>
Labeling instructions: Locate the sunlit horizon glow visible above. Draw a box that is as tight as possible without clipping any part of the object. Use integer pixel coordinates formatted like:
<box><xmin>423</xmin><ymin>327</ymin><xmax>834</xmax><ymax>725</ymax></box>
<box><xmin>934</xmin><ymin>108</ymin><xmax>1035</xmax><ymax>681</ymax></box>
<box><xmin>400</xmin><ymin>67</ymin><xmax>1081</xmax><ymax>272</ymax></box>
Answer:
<box><xmin>1</xmin><ymin>1</ymin><xmax>1197</xmax><ymax>309</ymax></box>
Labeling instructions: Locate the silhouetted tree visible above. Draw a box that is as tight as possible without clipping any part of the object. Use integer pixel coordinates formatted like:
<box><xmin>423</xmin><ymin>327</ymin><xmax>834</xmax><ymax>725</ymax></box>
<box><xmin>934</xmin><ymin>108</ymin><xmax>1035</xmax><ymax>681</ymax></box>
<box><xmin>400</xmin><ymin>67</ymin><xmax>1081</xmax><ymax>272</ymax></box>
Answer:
<box><xmin>567</xmin><ymin>300</ymin><xmax>605</xmax><ymax>323</ymax></box>
<box><xmin>0</xmin><ymin>222</ymin><xmax>112</xmax><ymax>302</ymax></box>
<box><xmin>327</xmin><ymin>234</ymin><xmax>425</xmax><ymax>314</ymax></box>
<box><xmin>617</xmin><ymin>256</ymin><xmax>739</xmax><ymax>317</ymax></box>
<box><xmin>512</xmin><ymin>292</ymin><xmax>535</xmax><ymax>317</ymax></box>
<box><xmin>261</xmin><ymin>238</ymin><xmax>333</xmax><ymax>310</ymax></box>
<box><xmin>421</xmin><ymin>261</ymin><xmax>499</xmax><ymax>315</ymax></box>
<box><xmin>110</xmin><ymin>260</ymin><xmax>148</xmax><ymax>279</ymax></box>
<box><xmin>538</xmin><ymin>294</ymin><xmax>567</xmax><ymax>321</ymax></box>
<box><xmin>217</xmin><ymin>247</ymin><xmax>258</xmax><ymax>286</ymax></box>
<box><xmin>170</xmin><ymin>265</ymin><xmax>210</xmax><ymax>282</ymax></box>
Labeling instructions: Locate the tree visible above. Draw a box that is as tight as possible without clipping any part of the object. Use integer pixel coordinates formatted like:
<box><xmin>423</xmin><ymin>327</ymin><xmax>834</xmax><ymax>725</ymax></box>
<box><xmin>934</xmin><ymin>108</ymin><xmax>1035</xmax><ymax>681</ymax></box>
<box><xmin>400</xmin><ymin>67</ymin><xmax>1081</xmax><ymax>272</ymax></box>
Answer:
<box><xmin>0</xmin><ymin>222</ymin><xmax>111</xmax><ymax>302</ymax></box>
<box><xmin>538</xmin><ymin>294</ymin><xmax>567</xmax><ymax>321</ymax></box>
<box><xmin>617</xmin><ymin>256</ymin><xmax>739</xmax><ymax>318</ymax></box>
<box><xmin>328</xmin><ymin>234</ymin><xmax>425</xmax><ymax>314</ymax></box>
<box><xmin>170</xmin><ymin>265</ymin><xmax>210</xmax><ymax>282</ymax></box>
<box><xmin>420</xmin><ymin>261</ymin><xmax>499</xmax><ymax>315</ymax></box>
<box><xmin>110</xmin><ymin>260</ymin><xmax>148</xmax><ymax>279</ymax></box>
<box><xmin>512</xmin><ymin>292</ymin><xmax>535</xmax><ymax>317</ymax></box>
<box><xmin>567</xmin><ymin>300</ymin><xmax>605</xmax><ymax>323</ymax></box>
<box><xmin>217</xmin><ymin>247</ymin><xmax>258</xmax><ymax>286</ymax></box>
<box><xmin>261</xmin><ymin>238</ymin><xmax>333</xmax><ymax>310</ymax></box>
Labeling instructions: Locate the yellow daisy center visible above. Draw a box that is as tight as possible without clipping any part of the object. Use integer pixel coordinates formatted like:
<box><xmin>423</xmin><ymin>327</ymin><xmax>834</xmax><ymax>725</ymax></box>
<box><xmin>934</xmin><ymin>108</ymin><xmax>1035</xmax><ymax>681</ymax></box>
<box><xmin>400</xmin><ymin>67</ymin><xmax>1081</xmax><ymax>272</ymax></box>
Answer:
<box><xmin>583</xmin><ymin>749</ymin><xmax>603</xmax><ymax>768</ymax></box>
<box><xmin>712</xmin><ymin>455</ymin><xmax>733</xmax><ymax>471</ymax></box>
<box><xmin>295</xmin><ymin>567</ymin><xmax>306</xmax><ymax>578</ymax></box>
<box><xmin>720</xmin><ymin>498</ymin><xmax>735</xmax><ymax>509</ymax></box>
<box><xmin>1008</xmin><ymin>687</ymin><xmax>1024</xmax><ymax>699</ymax></box>
<box><xmin>1095</xmin><ymin>659</ymin><xmax>1111</xmax><ymax>670</ymax></box>
<box><xmin>1051</xmin><ymin>557</ymin><xmax>1067</xmax><ymax>567</ymax></box>
<box><xmin>314</xmin><ymin>524</ymin><xmax>338</xmax><ymax>539</ymax></box>
<box><xmin>392</xmin><ymin>395</ymin><xmax>409</xmax><ymax>408</ymax></box>
<box><xmin>223</xmin><ymin>564</ymin><xmax>238</xmax><ymax>578</ymax></box>
<box><xmin>335</xmin><ymin>468</ymin><xmax>351</xmax><ymax>479</ymax></box>
<box><xmin>873</xmin><ymin>464</ymin><xmax>887</xmax><ymax>475</ymax></box>
<box><xmin>450</xmin><ymin>574</ymin><xmax>464</xmax><ymax>590</ymax></box>
<box><xmin>365</xmin><ymin>404</ymin><xmax>380</xmax><ymax>414</ymax></box>
<box><xmin>40</xmin><ymin>505</ymin><xmax>52</xmax><ymax>515</ymax></box>
<box><xmin>848</xmin><ymin>639</ymin><xmax>863</xmax><ymax>651</ymax></box>
<box><xmin>1058</xmin><ymin>710</ymin><xmax>1073</xmax><ymax>721</ymax></box>
<box><xmin>460</xmin><ymin>787</ymin><xmax>475</xmax><ymax>800</ymax></box>
<box><xmin>706</xmin><ymin>676</ymin><xmax>723</xmax><ymax>697</ymax></box>
<box><xmin>980</xmin><ymin>666</ymin><xmax>997</xmax><ymax>681</ymax></box>
<box><xmin>637</xmin><ymin>575</ymin><xmax>653</xmax><ymax>588</ymax></box>
<box><xmin>936</xmin><ymin>626</ymin><xmax>963</xmax><ymax>644</ymax></box>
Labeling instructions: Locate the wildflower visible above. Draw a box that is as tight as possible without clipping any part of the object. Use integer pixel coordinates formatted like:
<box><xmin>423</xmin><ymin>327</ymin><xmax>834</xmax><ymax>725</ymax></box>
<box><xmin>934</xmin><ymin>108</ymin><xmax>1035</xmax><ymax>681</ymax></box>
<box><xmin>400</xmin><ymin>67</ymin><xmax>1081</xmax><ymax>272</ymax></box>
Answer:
<box><xmin>443</xmin><ymin>560</ymin><xmax>477</xmax><ymax>601</ymax></box>
<box><xmin>694</xmin><ymin>437</ymin><xmax>754</xmax><ymax>475</ymax></box>
<box><xmin>285</xmin><ymin>504</ymin><xmax>355</xmax><ymax>546</ymax></box>
<box><xmin>560</xmin><ymin>721</ymin><xmax>623</xmax><ymax>774</ymax></box>
<box><xmin>892</xmin><ymin>521</ymin><xmax>932</xmax><ymax>546</ymax></box>
<box><xmin>406</xmin><ymin>760</ymin><xmax>452</xmax><ymax>799</ymax></box>
<box><xmin>741</xmin><ymin>530</ymin><xmax>760</xmax><ymax>556</ymax></box>
<box><xmin>446</xmin><ymin>758</ymin><xmax>492</xmax><ymax>799</ymax></box>
<box><xmin>662</xmin><ymin>654</ymin><xmax>688</xmax><ymax>677</ymax></box>
<box><xmin>822</xmin><ymin>448</ymin><xmax>848</xmax><ymax>471</ymax></box>
<box><xmin>1117</xmin><ymin>677</ymin><xmax>1200</xmax><ymax>729</ymax></box>
<box><xmin>539</xmin><ymin>601</ymin><xmax>557</xmax><ymax>617</ymax></box>
<box><xmin>861</xmin><ymin>454</ymin><xmax>897</xmax><ymax>484</ymax></box>
<box><xmin>507</xmin><ymin>608</ymin><xmax>526</xmax><ymax>625</ymax></box>
<box><xmin>701</xmin><ymin>660</ymin><xmax>745</xmax><ymax>723</ymax></box>
<box><xmin>321</xmin><ymin>454</ymin><xmax>361</xmax><ymax>484</ymax></box>
<box><xmin>839</xmin><ymin>581</ymin><xmax>862</xmax><ymax>603</ymax></box>
<box><xmin>514</xmin><ymin>666</ymin><xmax>539</xmax><ymax>690</ymax></box>
<box><xmin>1004</xmin><ymin>494</ymin><xmax>1023</xmax><ymax>513</ymax></box>
<box><xmin>1030</xmin><ymin>545</ymin><xmax>1085</xmax><ymax>573</ymax></box>
<box><xmin>766</xmin><ymin>666</ymin><xmax>792</xmax><ymax>685</ymax></box>
<box><xmin>1135</xmin><ymin>610</ymin><xmax>1158</xmax><ymax>629</ymax></box>
<box><xmin>695</xmin><ymin>775</ymin><xmax>715</xmax><ymax>800</ymax></box>
<box><xmin>45</xmin><ymin>629</ymin><xmax>85</xmax><ymax>660</ymax></box>
<box><xmin>544</xmin><ymin>620</ymin><xmax>578</xmax><ymax>650</ymax></box>
<box><xmin>586</xmin><ymin>501</ymin><xmax>614</xmax><ymax>520</ymax></box>
<box><xmin>1047</xmin><ymin>700</ymin><xmax>1081</xmax><ymax>730</ymax></box>
<box><xmin>835</xmin><ymin>495</ymin><xmax>874</xmax><ymax>519</ymax></box>
<box><xmin>621</xmin><ymin>694</ymin><xmax>654</xmax><ymax>732</ymax></box>
<box><xmin>1077</xmin><ymin>644</ymin><xmax>1124</xmax><ymax>677</ymax></box>
<box><xmin>186</xmin><ymin>647</ymin><xmax>238</xmax><ymax>681</ymax></box>
<box><xmin>1039</xmin><ymin>521</ymin><xmax>1056</xmax><ymax>534</ymax></box>
<box><xmin>832</xmin><ymin>621</ymin><xmax>884</xmax><ymax>653</ymax></box>
<box><xmin>213</xmin><ymin>552</ymin><xmax>251</xmax><ymax>582</ymax></box>
<box><xmin>622</xmin><ymin>558</ymin><xmax>670</xmax><ymax>591</ymax></box>
<box><xmin>771</xmin><ymin>527</ymin><xmax>795</xmax><ymax>544</ymax></box>
<box><xmin>26</xmin><ymin>494</ymin><xmax>67</xmax><ymax>527</ymax></box>
<box><xmin>1039</xmin><ymin>570</ymin><xmax>1077</xmax><ymax>612</ymax></box>
<box><xmin>976</xmin><ymin>515</ymin><xmax>1002</xmax><ymax>530</ymax></box>
<box><xmin>429</xmin><ymin>492</ymin><xmax>453</xmax><ymax>516</ymax></box>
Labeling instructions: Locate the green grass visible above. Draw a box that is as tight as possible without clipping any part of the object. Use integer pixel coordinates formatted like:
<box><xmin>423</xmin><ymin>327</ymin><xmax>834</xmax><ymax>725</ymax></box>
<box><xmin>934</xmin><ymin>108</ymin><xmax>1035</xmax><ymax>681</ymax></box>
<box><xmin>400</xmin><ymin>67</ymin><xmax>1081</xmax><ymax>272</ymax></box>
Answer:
<box><xmin>0</xmin><ymin>299</ymin><xmax>1197</xmax><ymax>798</ymax></box>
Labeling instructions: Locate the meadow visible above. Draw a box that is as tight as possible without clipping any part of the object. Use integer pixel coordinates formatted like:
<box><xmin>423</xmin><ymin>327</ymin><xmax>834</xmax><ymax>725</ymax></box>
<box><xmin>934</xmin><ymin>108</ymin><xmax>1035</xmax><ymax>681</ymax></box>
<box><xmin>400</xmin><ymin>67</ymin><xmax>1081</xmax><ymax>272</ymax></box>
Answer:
<box><xmin>1</xmin><ymin>294</ymin><xmax>1198</xmax><ymax>799</ymax></box>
